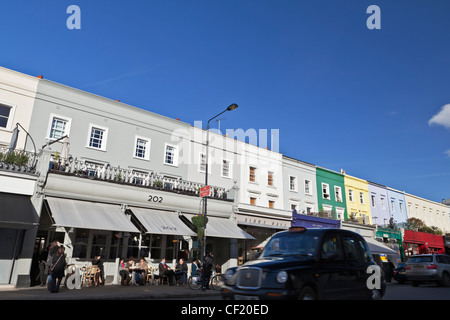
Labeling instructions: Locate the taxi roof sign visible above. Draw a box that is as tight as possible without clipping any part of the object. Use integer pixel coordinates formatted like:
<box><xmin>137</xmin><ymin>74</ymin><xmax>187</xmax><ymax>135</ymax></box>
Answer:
<box><xmin>289</xmin><ymin>226</ymin><xmax>307</xmax><ymax>232</ymax></box>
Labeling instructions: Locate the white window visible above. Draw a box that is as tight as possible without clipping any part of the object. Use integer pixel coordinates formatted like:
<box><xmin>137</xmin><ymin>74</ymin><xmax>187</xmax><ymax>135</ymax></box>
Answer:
<box><xmin>221</xmin><ymin>159</ymin><xmax>231</xmax><ymax>178</ymax></box>
<box><xmin>334</xmin><ymin>186</ymin><xmax>342</xmax><ymax>202</ymax></box>
<box><xmin>289</xmin><ymin>176</ymin><xmax>297</xmax><ymax>191</ymax></box>
<box><xmin>399</xmin><ymin>202</ymin><xmax>403</xmax><ymax>214</ymax></box>
<box><xmin>304</xmin><ymin>179</ymin><xmax>311</xmax><ymax>195</ymax></box>
<box><xmin>349</xmin><ymin>189</ymin><xmax>354</xmax><ymax>202</ymax></box>
<box><xmin>249</xmin><ymin>166</ymin><xmax>256</xmax><ymax>182</ymax></box>
<box><xmin>360</xmin><ymin>192</ymin><xmax>365</xmax><ymax>204</ymax></box>
<box><xmin>0</xmin><ymin>102</ymin><xmax>16</xmax><ymax>131</ymax></box>
<box><xmin>322</xmin><ymin>183</ymin><xmax>330</xmax><ymax>200</ymax></box>
<box><xmin>267</xmin><ymin>171</ymin><xmax>274</xmax><ymax>186</ymax></box>
<box><xmin>133</xmin><ymin>136</ymin><xmax>151</xmax><ymax>160</ymax></box>
<box><xmin>164</xmin><ymin>144</ymin><xmax>178</xmax><ymax>166</ymax></box>
<box><xmin>199</xmin><ymin>153</ymin><xmax>207</xmax><ymax>173</ymax></box>
<box><xmin>381</xmin><ymin>196</ymin><xmax>386</xmax><ymax>210</ymax></box>
<box><xmin>48</xmin><ymin>114</ymin><xmax>72</xmax><ymax>140</ymax></box>
<box><xmin>87</xmin><ymin>124</ymin><xmax>108</xmax><ymax>151</ymax></box>
<box><xmin>391</xmin><ymin>200</ymin><xmax>395</xmax><ymax>212</ymax></box>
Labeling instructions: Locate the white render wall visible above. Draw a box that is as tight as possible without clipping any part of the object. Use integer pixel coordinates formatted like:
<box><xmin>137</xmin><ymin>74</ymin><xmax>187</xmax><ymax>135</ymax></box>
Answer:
<box><xmin>0</xmin><ymin>67</ymin><xmax>39</xmax><ymax>149</ymax></box>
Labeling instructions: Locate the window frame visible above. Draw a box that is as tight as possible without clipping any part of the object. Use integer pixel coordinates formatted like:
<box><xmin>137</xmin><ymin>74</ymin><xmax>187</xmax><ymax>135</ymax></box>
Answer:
<box><xmin>133</xmin><ymin>135</ymin><xmax>151</xmax><ymax>161</ymax></box>
<box><xmin>164</xmin><ymin>143</ymin><xmax>178</xmax><ymax>167</ymax></box>
<box><xmin>46</xmin><ymin>113</ymin><xmax>72</xmax><ymax>140</ymax></box>
<box><xmin>86</xmin><ymin>123</ymin><xmax>108</xmax><ymax>151</ymax></box>
<box><xmin>0</xmin><ymin>101</ymin><xmax>16</xmax><ymax>132</ymax></box>
<box><xmin>221</xmin><ymin>159</ymin><xmax>232</xmax><ymax>178</ymax></box>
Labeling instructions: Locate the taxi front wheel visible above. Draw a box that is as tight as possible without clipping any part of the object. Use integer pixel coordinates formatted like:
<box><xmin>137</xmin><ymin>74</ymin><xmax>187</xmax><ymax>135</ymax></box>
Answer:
<box><xmin>298</xmin><ymin>286</ymin><xmax>317</xmax><ymax>300</ymax></box>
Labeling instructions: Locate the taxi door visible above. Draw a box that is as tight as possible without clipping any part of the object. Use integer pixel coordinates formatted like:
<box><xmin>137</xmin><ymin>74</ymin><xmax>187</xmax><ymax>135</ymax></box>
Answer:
<box><xmin>317</xmin><ymin>232</ymin><xmax>352</xmax><ymax>299</ymax></box>
<box><xmin>341</xmin><ymin>234</ymin><xmax>370</xmax><ymax>298</ymax></box>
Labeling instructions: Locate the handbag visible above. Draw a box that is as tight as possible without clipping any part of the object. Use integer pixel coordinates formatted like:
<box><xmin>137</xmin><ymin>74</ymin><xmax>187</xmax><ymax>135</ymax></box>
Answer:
<box><xmin>49</xmin><ymin>254</ymin><xmax>63</xmax><ymax>275</ymax></box>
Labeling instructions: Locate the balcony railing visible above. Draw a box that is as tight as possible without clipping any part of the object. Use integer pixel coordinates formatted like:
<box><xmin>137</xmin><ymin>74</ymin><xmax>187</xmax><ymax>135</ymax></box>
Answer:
<box><xmin>0</xmin><ymin>148</ymin><xmax>37</xmax><ymax>174</ymax></box>
<box><xmin>48</xmin><ymin>156</ymin><xmax>230</xmax><ymax>201</ymax></box>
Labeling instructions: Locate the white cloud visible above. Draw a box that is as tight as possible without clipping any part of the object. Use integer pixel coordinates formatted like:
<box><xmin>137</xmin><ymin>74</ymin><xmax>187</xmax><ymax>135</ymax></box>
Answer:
<box><xmin>429</xmin><ymin>104</ymin><xmax>450</xmax><ymax>129</ymax></box>
<box><xmin>445</xmin><ymin>150</ymin><xmax>450</xmax><ymax>158</ymax></box>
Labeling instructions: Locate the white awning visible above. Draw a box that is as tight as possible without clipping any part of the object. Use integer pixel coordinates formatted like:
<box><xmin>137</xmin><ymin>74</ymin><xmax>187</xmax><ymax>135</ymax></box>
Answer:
<box><xmin>365</xmin><ymin>236</ymin><xmax>397</xmax><ymax>255</ymax></box>
<box><xmin>45</xmin><ymin>197</ymin><xmax>140</xmax><ymax>233</ymax></box>
<box><xmin>184</xmin><ymin>214</ymin><xmax>255</xmax><ymax>240</ymax></box>
<box><xmin>129</xmin><ymin>207</ymin><xmax>196</xmax><ymax>236</ymax></box>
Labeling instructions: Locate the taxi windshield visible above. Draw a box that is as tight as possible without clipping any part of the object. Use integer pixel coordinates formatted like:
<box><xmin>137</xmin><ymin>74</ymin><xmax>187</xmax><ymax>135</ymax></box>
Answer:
<box><xmin>260</xmin><ymin>231</ymin><xmax>320</xmax><ymax>258</ymax></box>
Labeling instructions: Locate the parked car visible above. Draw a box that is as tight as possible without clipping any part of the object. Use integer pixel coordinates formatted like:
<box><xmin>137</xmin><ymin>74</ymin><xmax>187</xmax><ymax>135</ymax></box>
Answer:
<box><xmin>221</xmin><ymin>227</ymin><xmax>386</xmax><ymax>300</ymax></box>
<box><xmin>405</xmin><ymin>254</ymin><xmax>450</xmax><ymax>287</ymax></box>
<box><xmin>393</xmin><ymin>262</ymin><xmax>407</xmax><ymax>284</ymax></box>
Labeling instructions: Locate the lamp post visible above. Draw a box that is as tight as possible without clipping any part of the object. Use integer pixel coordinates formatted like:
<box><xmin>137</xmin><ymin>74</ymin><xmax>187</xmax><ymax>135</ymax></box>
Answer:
<box><xmin>202</xmin><ymin>103</ymin><xmax>238</xmax><ymax>290</ymax></box>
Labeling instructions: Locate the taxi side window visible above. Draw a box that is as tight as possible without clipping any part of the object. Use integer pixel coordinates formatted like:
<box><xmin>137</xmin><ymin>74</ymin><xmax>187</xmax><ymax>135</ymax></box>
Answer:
<box><xmin>341</xmin><ymin>235</ymin><xmax>360</xmax><ymax>261</ymax></box>
<box><xmin>356</xmin><ymin>239</ymin><xmax>372</xmax><ymax>263</ymax></box>
<box><xmin>321</xmin><ymin>234</ymin><xmax>343</xmax><ymax>260</ymax></box>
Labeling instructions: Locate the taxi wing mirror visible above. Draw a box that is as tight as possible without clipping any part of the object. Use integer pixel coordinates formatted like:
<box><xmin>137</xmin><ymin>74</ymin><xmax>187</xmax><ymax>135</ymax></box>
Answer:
<box><xmin>322</xmin><ymin>251</ymin><xmax>338</xmax><ymax>260</ymax></box>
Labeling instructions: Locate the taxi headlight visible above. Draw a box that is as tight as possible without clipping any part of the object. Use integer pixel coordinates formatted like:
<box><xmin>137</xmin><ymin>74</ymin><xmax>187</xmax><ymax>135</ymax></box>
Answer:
<box><xmin>224</xmin><ymin>269</ymin><xmax>236</xmax><ymax>280</ymax></box>
<box><xmin>276</xmin><ymin>271</ymin><xmax>288</xmax><ymax>283</ymax></box>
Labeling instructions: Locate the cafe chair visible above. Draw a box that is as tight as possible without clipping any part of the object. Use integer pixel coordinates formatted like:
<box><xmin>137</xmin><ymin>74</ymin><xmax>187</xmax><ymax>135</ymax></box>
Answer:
<box><xmin>159</xmin><ymin>273</ymin><xmax>169</xmax><ymax>285</ymax></box>
<box><xmin>82</xmin><ymin>265</ymin><xmax>98</xmax><ymax>287</ymax></box>
<box><xmin>146</xmin><ymin>266</ymin><xmax>154</xmax><ymax>285</ymax></box>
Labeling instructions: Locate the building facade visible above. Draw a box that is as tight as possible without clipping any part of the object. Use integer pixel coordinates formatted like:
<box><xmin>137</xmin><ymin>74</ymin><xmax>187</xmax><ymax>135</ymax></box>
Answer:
<box><xmin>344</xmin><ymin>173</ymin><xmax>372</xmax><ymax>225</ymax></box>
<box><xmin>368</xmin><ymin>181</ymin><xmax>390</xmax><ymax>227</ymax></box>
<box><xmin>315</xmin><ymin>167</ymin><xmax>347</xmax><ymax>220</ymax></box>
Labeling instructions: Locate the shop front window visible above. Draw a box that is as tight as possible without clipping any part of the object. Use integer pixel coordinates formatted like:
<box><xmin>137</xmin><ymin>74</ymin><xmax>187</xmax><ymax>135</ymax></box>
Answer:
<box><xmin>91</xmin><ymin>233</ymin><xmax>108</xmax><ymax>259</ymax></box>
<box><xmin>150</xmin><ymin>234</ymin><xmax>162</xmax><ymax>260</ymax></box>
<box><xmin>165</xmin><ymin>235</ymin><xmax>175</xmax><ymax>260</ymax></box>
<box><xmin>109</xmin><ymin>233</ymin><xmax>123</xmax><ymax>260</ymax></box>
<box><xmin>73</xmin><ymin>229</ymin><xmax>89</xmax><ymax>259</ymax></box>
<box><xmin>127</xmin><ymin>233</ymin><xmax>141</xmax><ymax>258</ymax></box>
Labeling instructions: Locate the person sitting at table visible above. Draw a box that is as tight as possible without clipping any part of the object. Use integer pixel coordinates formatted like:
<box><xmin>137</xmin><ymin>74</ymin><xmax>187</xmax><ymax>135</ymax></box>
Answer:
<box><xmin>191</xmin><ymin>257</ymin><xmax>201</xmax><ymax>277</ymax></box>
<box><xmin>136</xmin><ymin>257</ymin><xmax>148</xmax><ymax>285</ymax></box>
<box><xmin>175</xmin><ymin>258</ymin><xmax>188</xmax><ymax>286</ymax></box>
<box><xmin>159</xmin><ymin>258</ymin><xmax>175</xmax><ymax>285</ymax></box>
<box><xmin>127</xmin><ymin>256</ymin><xmax>136</xmax><ymax>269</ymax></box>
<box><xmin>118</xmin><ymin>258</ymin><xmax>129</xmax><ymax>286</ymax></box>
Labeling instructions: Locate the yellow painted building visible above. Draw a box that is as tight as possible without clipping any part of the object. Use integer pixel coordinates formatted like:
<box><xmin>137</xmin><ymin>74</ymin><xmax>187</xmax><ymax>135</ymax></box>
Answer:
<box><xmin>343</xmin><ymin>174</ymin><xmax>372</xmax><ymax>225</ymax></box>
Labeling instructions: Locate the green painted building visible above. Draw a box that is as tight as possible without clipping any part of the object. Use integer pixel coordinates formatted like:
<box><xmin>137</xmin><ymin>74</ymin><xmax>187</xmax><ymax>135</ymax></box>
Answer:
<box><xmin>316</xmin><ymin>167</ymin><xmax>347</xmax><ymax>220</ymax></box>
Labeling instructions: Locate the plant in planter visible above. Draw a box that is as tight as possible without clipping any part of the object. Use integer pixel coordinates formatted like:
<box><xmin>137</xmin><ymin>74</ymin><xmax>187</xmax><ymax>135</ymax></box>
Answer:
<box><xmin>153</xmin><ymin>179</ymin><xmax>163</xmax><ymax>189</ymax></box>
<box><xmin>191</xmin><ymin>214</ymin><xmax>208</xmax><ymax>252</ymax></box>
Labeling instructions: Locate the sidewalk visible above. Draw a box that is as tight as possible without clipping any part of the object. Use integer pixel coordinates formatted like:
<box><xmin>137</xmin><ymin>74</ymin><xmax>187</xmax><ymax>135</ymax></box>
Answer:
<box><xmin>0</xmin><ymin>283</ymin><xmax>221</xmax><ymax>300</ymax></box>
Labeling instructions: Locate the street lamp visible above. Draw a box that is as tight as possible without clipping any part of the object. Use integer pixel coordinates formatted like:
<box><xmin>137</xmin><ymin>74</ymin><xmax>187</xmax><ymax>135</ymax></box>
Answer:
<box><xmin>202</xmin><ymin>103</ymin><xmax>238</xmax><ymax>290</ymax></box>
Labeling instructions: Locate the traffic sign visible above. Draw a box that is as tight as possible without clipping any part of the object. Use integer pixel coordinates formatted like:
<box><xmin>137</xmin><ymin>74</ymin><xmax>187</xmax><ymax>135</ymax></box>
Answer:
<box><xmin>200</xmin><ymin>185</ymin><xmax>210</xmax><ymax>197</ymax></box>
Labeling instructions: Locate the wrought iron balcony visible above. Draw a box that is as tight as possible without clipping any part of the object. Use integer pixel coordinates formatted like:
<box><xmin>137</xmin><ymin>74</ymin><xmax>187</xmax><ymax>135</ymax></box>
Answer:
<box><xmin>48</xmin><ymin>156</ymin><xmax>231</xmax><ymax>201</ymax></box>
<box><xmin>0</xmin><ymin>148</ymin><xmax>37</xmax><ymax>174</ymax></box>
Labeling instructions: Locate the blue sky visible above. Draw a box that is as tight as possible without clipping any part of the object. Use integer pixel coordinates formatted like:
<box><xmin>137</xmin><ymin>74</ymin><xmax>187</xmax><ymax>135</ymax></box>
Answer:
<box><xmin>1</xmin><ymin>1</ymin><xmax>449</xmax><ymax>203</ymax></box>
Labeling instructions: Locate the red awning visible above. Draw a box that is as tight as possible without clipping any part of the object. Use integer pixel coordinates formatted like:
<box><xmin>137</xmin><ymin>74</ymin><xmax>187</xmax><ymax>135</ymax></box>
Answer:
<box><xmin>403</xmin><ymin>230</ymin><xmax>444</xmax><ymax>249</ymax></box>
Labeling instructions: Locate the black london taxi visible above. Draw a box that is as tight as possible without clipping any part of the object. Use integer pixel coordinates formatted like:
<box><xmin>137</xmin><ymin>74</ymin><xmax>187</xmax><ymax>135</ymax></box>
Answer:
<box><xmin>221</xmin><ymin>227</ymin><xmax>386</xmax><ymax>300</ymax></box>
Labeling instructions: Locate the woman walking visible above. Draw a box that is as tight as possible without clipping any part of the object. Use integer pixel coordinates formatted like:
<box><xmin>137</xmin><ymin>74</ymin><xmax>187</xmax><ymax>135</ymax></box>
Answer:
<box><xmin>48</xmin><ymin>246</ymin><xmax>67</xmax><ymax>293</ymax></box>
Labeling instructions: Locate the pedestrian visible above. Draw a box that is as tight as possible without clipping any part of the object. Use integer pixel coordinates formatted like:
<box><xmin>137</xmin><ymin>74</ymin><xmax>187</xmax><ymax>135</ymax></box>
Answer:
<box><xmin>202</xmin><ymin>252</ymin><xmax>213</xmax><ymax>290</ymax></box>
<box><xmin>38</xmin><ymin>245</ymin><xmax>50</xmax><ymax>286</ymax></box>
<box><xmin>92</xmin><ymin>255</ymin><xmax>104</xmax><ymax>286</ymax></box>
<box><xmin>386</xmin><ymin>259</ymin><xmax>395</xmax><ymax>283</ymax></box>
<box><xmin>119</xmin><ymin>258</ymin><xmax>129</xmax><ymax>286</ymax></box>
<box><xmin>48</xmin><ymin>245</ymin><xmax>66</xmax><ymax>293</ymax></box>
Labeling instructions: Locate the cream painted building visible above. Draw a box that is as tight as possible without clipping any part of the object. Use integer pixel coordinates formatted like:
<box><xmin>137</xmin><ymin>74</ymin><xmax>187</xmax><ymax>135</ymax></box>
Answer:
<box><xmin>405</xmin><ymin>193</ymin><xmax>450</xmax><ymax>234</ymax></box>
